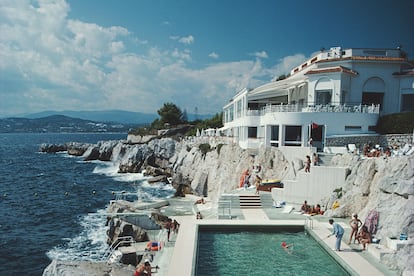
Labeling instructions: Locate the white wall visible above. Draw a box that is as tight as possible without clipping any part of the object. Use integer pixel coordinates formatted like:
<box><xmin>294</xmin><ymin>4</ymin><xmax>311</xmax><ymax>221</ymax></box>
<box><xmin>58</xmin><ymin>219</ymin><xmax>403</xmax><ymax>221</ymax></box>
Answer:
<box><xmin>271</xmin><ymin>166</ymin><xmax>347</xmax><ymax>205</ymax></box>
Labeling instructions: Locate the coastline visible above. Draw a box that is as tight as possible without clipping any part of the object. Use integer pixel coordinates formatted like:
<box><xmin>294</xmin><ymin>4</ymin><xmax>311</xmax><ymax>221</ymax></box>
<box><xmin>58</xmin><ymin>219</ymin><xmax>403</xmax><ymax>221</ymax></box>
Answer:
<box><xmin>43</xmin><ymin>191</ymin><xmax>398</xmax><ymax>276</ymax></box>
<box><xmin>40</xmin><ymin>137</ymin><xmax>414</xmax><ymax>275</ymax></box>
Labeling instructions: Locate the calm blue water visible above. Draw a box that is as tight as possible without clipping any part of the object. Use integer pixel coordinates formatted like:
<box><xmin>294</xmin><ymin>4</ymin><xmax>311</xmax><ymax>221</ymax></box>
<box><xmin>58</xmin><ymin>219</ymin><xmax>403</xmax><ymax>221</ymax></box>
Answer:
<box><xmin>0</xmin><ymin>133</ymin><xmax>175</xmax><ymax>276</ymax></box>
<box><xmin>196</xmin><ymin>229</ymin><xmax>349</xmax><ymax>276</ymax></box>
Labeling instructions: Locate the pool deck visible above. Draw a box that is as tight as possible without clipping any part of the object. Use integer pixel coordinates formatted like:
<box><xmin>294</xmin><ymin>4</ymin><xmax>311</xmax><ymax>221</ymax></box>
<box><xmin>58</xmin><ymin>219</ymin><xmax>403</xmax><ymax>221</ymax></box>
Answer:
<box><xmin>152</xmin><ymin>194</ymin><xmax>397</xmax><ymax>276</ymax></box>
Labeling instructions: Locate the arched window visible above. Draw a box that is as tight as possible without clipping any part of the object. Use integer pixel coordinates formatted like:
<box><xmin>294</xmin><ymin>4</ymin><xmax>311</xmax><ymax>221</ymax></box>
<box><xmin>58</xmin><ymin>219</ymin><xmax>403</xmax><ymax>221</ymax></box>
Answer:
<box><xmin>362</xmin><ymin>77</ymin><xmax>385</xmax><ymax>109</ymax></box>
<box><xmin>315</xmin><ymin>78</ymin><xmax>333</xmax><ymax>105</ymax></box>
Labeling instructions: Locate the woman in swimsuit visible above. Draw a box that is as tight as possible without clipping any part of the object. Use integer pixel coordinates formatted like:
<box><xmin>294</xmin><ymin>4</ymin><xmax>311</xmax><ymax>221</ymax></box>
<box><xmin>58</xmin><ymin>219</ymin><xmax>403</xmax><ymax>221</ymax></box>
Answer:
<box><xmin>348</xmin><ymin>214</ymin><xmax>362</xmax><ymax>244</ymax></box>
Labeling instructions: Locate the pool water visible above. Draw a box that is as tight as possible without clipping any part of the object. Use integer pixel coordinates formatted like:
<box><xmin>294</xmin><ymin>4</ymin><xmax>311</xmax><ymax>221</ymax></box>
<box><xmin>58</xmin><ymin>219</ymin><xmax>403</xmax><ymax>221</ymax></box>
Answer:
<box><xmin>196</xmin><ymin>226</ymin><xmax>349</xmax><ymax>275</ymax></box>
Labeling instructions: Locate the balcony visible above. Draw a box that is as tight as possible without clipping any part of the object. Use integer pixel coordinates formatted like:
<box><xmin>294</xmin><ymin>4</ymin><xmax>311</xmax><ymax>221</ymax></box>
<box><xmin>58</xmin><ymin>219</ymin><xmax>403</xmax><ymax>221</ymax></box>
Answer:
<box><xmin>247</xmin><ymin>103</ymin><xmax>380</xmax><ymax>116</ymax></box>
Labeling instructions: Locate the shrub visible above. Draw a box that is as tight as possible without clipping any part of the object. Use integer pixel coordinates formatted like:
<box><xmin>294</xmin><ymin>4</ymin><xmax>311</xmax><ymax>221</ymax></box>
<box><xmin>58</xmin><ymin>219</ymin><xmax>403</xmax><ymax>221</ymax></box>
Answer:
<box><xmin>199</xmin><ymin>143</ymin><xmax>211</xmax><ymax>156</ymax></box>
<box><xmin>377</xmin><ymin>112</ymin><xmax>414</xmax><ymax>134</ymax></box>
<box><xmin>333</xmin><ymin>187</ymin><xmax>343</xmax><ymax>199</ymax></box>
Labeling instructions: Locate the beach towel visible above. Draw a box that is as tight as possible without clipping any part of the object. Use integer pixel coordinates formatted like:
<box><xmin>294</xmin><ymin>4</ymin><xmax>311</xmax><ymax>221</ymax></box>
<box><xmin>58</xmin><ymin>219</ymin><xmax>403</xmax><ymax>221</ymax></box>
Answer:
<box><xmin>363</xmin><ymin>210</ymin><xmax>379</xmax><ymax>235</ymax></box>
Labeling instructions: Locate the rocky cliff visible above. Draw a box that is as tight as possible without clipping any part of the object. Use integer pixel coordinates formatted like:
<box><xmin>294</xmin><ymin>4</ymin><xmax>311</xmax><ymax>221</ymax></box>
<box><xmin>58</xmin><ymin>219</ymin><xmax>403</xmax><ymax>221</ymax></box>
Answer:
<box><xmin>41</xmin><ymin>136</ymin><xmax>414</xmax><ymax>274</ymax></box>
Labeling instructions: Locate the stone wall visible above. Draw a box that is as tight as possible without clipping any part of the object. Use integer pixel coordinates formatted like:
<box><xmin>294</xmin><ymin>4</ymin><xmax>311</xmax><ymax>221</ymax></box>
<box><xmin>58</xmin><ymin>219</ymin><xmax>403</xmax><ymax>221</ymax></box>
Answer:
<box><xmin>326</xmin><ymin>133</ymin><xmax>413</xmax><ymax>149</ymax></box>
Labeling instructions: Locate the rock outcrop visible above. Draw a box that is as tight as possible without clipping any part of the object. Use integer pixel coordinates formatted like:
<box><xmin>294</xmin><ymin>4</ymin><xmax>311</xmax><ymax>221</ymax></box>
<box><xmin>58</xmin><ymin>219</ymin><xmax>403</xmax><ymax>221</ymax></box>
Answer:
<box><xmin>41</xmin><ymin>136</ymin><xmax>414</xmax><ymax>274</ymax></box>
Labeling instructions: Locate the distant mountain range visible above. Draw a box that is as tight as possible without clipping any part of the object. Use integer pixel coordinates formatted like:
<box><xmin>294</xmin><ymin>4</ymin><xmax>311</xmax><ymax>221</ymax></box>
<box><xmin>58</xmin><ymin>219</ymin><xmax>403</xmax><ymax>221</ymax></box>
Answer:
<box><xmin>15</xmin><ymin>110</ymin><xmax>213</xmax><ymax>124</ymax></box>
<box><xmin>0</xmin><ymin>110</ymin><xmax>215</xmax><ymax>133</ymax></box>
<box><xmin>0</xmin><ymin>115</ymin><xmax>138</xmax><ymax>133</ymax></box>
<box><xmin>20</xmin><ymin>110</ymin><xmax>158</xmax><ymax>124</ymax></box>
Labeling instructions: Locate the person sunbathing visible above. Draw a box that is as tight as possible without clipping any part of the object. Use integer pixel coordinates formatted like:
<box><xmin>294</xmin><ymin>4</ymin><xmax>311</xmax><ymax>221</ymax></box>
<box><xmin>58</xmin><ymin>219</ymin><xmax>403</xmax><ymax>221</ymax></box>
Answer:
<box><xmin>194</xmin><ymin>198</ymin><xmax>205</xmax><ymax>204</ymax></box>
<box><xmin>357</xmin><ymin>226</ymin><xmax>371</xmax><ymax>250</ymax></box>
<box><xmin>310</xmin><ymin>204</ymin><xmax>322</xmax><ymax>215</ymax></box>
<box><xmin>301</xmin><ymin>200</ymin><xmax>310</xmax><ymax>213</ymax></box>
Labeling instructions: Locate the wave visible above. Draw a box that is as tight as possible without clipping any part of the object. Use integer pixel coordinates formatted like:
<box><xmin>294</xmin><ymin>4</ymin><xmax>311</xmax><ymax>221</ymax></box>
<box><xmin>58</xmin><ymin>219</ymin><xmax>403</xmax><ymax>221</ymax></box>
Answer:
<box><xmin>46</xmin><ymin>208</ymin><xmax>109</xmax><ymax>262</ymax></box>
<box><xmin>46</xmin><ymin>161</ymin><xmax>175</xmax><ymax>263</ymax></box>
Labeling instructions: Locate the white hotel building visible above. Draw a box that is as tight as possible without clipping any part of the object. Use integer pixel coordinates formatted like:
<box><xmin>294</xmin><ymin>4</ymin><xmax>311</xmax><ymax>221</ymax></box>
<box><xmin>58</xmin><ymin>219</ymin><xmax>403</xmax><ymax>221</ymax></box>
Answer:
<box><xmin>222</xmin><ymin>47</ymin><xmax>414</xmax><ymax>150</ymax></box>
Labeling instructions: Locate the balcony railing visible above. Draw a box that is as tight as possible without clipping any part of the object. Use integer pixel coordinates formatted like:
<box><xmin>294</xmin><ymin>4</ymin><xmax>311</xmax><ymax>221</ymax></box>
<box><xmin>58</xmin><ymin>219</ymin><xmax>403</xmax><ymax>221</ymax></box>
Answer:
<box><xmin>244</xmin><ymin>103</ymin><xmax>380</xmax><ymax>117</ymax></box>
<box><xmin>224</xmin><ymin>103</ymin><xmax>380</xmax><ymax>124</ymax></box>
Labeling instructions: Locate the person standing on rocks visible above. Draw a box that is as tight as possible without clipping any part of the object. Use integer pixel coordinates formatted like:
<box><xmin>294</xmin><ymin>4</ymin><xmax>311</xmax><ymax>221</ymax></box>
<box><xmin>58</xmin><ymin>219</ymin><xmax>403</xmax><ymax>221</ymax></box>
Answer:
<box><xmin>327</xmin><ymin>219</ymin><xmax>344</xmax><ymax>251</ymax></box>
<box><xmin>348</xmin><ymin>214</ymin><xmax>362</xmax><ymax>244</ymax></box>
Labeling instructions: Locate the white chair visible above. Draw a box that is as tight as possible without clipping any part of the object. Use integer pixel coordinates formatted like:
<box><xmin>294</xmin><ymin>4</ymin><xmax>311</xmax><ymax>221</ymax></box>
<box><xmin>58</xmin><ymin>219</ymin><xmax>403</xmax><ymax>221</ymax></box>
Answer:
<box><xmin>348</xmin><ymin>144</ymin><xmax>356</xmax><ymax>153</ymax></box>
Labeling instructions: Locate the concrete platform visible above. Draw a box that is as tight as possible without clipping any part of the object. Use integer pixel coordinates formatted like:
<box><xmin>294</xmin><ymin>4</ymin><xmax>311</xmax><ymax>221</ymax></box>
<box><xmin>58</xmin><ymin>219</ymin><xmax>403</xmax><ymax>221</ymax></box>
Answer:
<box><xmin>152</xmin><ymin>195</ymin><xmax>397</xmax><ymax>276</ymax></box>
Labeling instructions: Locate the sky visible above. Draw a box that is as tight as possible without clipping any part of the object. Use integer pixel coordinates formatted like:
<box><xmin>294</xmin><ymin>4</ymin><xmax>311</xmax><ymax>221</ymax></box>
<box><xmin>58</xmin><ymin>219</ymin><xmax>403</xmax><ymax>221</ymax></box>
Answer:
<box><xmin>1</xmin><ymin>0</ymin><xmax>413</xmax><ymax>117</ymax></box>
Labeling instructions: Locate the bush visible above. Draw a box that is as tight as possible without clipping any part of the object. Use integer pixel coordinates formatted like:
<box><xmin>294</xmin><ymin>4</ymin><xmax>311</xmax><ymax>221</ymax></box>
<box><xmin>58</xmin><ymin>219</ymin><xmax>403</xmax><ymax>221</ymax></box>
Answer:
<box><xmin>377</xmin><ymin>112</ymin><xmax>414</xmax><ymax>134</ymax></box>
<box><xmin>199</xmin><ymin>143</ymin><xmax>211</xmax><ymax>156</ymax></box>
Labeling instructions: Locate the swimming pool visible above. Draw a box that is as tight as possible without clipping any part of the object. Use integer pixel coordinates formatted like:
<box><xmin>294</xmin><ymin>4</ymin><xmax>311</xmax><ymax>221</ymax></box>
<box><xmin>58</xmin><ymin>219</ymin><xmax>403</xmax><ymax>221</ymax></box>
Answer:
<box><xmin>195</xmin><ymin>225</ymin><xmax>349</xmax><ymax>275</ymax></box>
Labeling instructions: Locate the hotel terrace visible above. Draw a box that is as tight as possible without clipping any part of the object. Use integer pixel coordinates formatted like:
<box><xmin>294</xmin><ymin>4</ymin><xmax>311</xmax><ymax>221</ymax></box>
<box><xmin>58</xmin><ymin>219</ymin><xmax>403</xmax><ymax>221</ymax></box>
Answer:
<box><xmin>222</xmin><ymin>47</ymin><xmax>414</xmax><ymax>150</ymax></box>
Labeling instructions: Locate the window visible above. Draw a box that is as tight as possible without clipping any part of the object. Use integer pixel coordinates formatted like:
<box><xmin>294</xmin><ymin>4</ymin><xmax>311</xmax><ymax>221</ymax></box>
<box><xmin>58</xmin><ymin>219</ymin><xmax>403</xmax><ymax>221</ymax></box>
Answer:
<box><xmin>271</xmin><ymin>125</ymin><xmax>279</xmax><ymax>141</ymax></box>
<box><xmin>228</xmin><ymin>106</ymin><xmax>234</xmax><ymax>121</ymax></box>
<box><xmin>345</xmin><ymin>126</ymin><xmax>362</xmax><ymax>131</ymax></box>
<box><xmin>316</xmin><ymin>90</ymin><xmax>332</xmax><ymax>105</ymax></box>
<box><xmin>248</xmin><ymin>127</ymin><xmax>257</xmax><ymax>138</ymax></box>
<box><xmin>362</xmin><ymin>92</ymin><xmax>384</xmax><ymax>110</ymax></box>
<box><xmin>401</xmin><ymin>94</ymin><xmax>414</xmax><ymax>112</ymax></box>
<box><xmin>285</xmin><ymin>125</ymin><xmax>301</xmax><ymax>146</ymax></box>
<box><xmin>236</xmin><ymin>100</ymin><xmax>242</xmax><ymax>118</ymax></box>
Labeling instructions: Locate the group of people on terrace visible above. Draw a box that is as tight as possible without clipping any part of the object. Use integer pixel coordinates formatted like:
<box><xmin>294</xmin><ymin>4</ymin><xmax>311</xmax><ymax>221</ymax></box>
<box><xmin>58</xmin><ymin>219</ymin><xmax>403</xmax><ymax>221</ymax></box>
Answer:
<box><xmin>165</xmin><ymin>218</ymin><xmax>180</xmax><ymax>242</ymax></box>
<box><xmin>362</xmin><ymin>143</ymin><xmax>391</xmax><ymax>157</ymax></box>
<box><xmin>348</xmin><ymin>213</ymin><xmax>372</xmax><ymax>250</ymax></box>
<box><xmin>327</xmin><ymin>213</ymin><xmax>373</xmax><ymax>252</ymax></box>
<box><xmin>300</xmin><ymin>200</ymin><xmax>324</xmax><ymax>215</ymax></box>
<box><xmin>304</xmin><ymin>153</ymin><xmax>319</xmax><ymax>173</ymax></box>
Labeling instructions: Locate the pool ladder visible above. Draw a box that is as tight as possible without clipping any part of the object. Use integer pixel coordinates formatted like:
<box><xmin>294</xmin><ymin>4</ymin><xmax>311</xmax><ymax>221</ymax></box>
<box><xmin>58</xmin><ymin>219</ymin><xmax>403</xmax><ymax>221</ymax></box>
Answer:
<box><xmin>304</xmin><ymin>215</ymin><xmax>313</xmax><ymax>229</ymax></box>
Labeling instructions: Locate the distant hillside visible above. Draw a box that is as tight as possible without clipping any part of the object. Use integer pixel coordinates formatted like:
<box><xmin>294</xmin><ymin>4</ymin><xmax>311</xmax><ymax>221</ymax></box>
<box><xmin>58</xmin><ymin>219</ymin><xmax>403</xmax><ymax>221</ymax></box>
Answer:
<box><xmin>20</xmin><ymin>110</ymin><xmax>213</xmax><ymax>124</ymax></box>
<box><xmin>23</xmin><ymin>110</ymin><xmax>158</xmax><ymax>124</ymax></box>
<box><xmin>0</xmin><ymin>115</ymin><xmax>140</xmax><ymax>133</ymax></box>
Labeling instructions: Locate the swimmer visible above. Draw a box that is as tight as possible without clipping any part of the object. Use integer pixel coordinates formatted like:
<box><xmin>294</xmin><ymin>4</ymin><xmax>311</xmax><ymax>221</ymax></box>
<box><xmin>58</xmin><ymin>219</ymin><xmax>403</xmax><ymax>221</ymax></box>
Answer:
<box><xmin>281</xmin><ymin>241</ymin><xmax>293</xmax><ymax>254</ymax></box>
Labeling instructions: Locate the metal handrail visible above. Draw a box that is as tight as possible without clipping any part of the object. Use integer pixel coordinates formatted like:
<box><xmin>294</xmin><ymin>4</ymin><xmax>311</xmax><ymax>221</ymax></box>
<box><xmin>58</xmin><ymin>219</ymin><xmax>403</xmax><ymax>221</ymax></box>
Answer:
<box><xmin>102</xmin><ymin>236</ymin><xmax>135</xmax><ymax>261</ymax></box>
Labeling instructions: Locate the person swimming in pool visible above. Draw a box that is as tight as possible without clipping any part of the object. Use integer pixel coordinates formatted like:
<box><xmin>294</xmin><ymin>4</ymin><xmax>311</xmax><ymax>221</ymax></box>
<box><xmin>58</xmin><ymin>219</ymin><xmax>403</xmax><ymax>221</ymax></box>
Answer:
<box><xmin>281</xmin><ymin>241</ymin><xmax>293</xmax><ymax>254</ymax></box>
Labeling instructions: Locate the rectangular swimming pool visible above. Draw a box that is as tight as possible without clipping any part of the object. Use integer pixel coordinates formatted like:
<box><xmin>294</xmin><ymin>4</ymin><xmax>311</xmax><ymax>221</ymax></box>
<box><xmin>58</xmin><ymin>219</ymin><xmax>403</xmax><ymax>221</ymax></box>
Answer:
<box><xmin>195</xmin><ymin>225</ymin><xmax>350</xmax><ymax>275</ymax></box>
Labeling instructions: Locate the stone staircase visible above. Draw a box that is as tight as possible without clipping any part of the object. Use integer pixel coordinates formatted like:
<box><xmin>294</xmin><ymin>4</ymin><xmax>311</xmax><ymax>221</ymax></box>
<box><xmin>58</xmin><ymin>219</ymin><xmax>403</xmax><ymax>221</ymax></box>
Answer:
<box><xmin>366</xmin><ymin>237</ymin><xmax>408</xmax><ymax>262</ymax></box>
<box><xmin>239</xmin><ymin>194</ymin><xmax>262</xmax><ymax>209</ymax></box>
<box><xmin>316</xmin><ymin>153</ymin><xmax>335</xmax><ymax>166</ymax></box>
<box><xmin>259</xmin><ymin>193</ymin><xmax>273</xmax><ymax>208</ymax></box>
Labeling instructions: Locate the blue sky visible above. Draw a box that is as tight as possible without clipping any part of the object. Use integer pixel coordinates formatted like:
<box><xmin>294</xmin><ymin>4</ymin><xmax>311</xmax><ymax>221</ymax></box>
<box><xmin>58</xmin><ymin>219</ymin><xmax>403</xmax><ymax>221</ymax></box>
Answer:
<box><xmin>1</xmin><ymin>0</ymin><xmax>413</xmax><ymax>117</ymax></box>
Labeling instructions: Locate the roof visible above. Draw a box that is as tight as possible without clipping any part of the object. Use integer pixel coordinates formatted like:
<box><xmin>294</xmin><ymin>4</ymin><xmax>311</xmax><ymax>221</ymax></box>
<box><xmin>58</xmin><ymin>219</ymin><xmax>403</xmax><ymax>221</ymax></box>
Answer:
<box><xmin>305</xmin><ymin>66</ymin><xmax>358</xmax><ymax>76</ymax></box>
<box><xmin>392</xmin><ymin>69</ymin><xmax>414</xmax><ymax>76</ymax></box>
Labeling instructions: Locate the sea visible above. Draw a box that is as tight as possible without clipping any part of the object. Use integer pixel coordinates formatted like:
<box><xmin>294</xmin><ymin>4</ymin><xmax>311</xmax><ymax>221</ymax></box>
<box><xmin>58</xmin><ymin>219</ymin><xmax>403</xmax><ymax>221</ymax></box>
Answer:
<box><xmin>0</xmin><ymin>133</ymin><xmax>175</xmax><ymax>276</ymax></box>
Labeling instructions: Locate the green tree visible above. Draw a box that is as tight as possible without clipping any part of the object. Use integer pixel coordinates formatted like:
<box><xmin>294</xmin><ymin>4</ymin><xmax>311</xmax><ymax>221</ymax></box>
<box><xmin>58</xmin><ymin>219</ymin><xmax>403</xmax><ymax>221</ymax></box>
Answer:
<box><xmin>157</xmin><ymin>102</ymin><xmax>184</xmax><ymax>126</ymax></box>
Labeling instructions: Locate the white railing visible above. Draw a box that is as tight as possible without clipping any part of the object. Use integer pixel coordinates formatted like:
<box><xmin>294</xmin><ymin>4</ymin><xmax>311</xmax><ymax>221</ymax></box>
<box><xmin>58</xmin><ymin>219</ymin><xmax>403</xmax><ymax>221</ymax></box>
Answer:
<box><xmin>242</xmin><ymin>103</ymin><xmax>380</xmax><ymax>117</ymax></box>
<box><xmin>102</xmin><ymin>236</ymin><xmax>135</xmax><ymax>262</ymax></box>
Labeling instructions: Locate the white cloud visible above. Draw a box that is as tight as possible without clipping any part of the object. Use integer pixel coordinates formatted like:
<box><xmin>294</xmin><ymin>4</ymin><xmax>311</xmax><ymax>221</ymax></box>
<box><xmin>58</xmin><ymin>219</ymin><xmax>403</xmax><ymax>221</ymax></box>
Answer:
<box><xmin>178</xmin><ymin>35</ymin><xmax>194</xmax><ymax>45</ymax></box>
<box><xmin>172</xmin><ymin>48</ymin><xmax>192</xmax><ymax>61</ymax></box>
<box><xmin>251</xmin><ymin>51</ymin><xmax>268</xmax><ymax>59</ymax></box>
<box><xmin>208</xmin><ymin>52</ymin><xmax>219</xmax><ymax>59</ymax></box>
<box><xmin>0</xmin><ymin>0</ymin><xmax>306</xmax><ymax>117</ymax></box>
